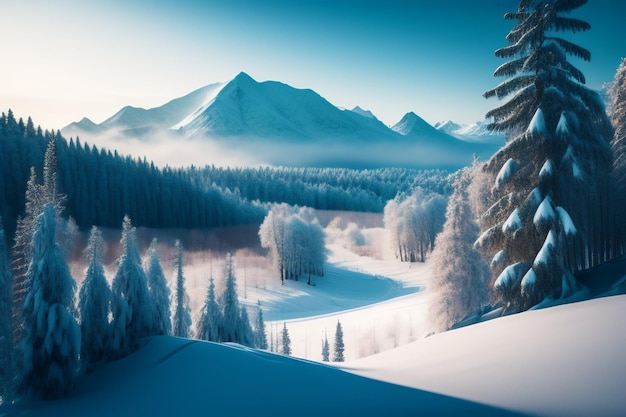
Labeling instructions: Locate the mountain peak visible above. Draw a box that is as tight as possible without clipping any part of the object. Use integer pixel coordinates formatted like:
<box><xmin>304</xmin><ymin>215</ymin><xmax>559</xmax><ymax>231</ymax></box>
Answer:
<box><xmin>350</xmin><ymin>106</ymin><xmax>378</xmax><ymax>120</ymax></box>
<box><xmin>392</xmin><ymin>112</ymin><xmax>433</xmax><ymax>136</ymax></box>
<box><xmin>231</xmin><ymin>71</ymin><xmax>256</xmax><ymax>84</ymax></box>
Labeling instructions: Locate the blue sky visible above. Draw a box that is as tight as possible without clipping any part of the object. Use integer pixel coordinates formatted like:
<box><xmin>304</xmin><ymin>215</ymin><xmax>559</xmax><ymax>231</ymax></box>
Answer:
<box><xmin>2</xmin><ymin>0</ymin><xmax>624</xmax><ymax>130</ymax></box>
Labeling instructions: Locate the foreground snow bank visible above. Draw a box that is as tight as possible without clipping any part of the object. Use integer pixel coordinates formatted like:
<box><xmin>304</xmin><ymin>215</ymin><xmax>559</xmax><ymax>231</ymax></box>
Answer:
<box><xmin>11</xmin><ymin>336</ymin><xmax>522</xmax><ymax>417</ymax></box>
<box><xmin>344</xmin><ymin>295</ymin><xmax>626</xmax><ymax>417</ymax></box>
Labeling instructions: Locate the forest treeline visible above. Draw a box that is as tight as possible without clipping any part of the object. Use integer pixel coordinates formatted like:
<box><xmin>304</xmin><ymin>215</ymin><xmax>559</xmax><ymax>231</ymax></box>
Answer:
<box><xmin>190</xmin><ymin>165</ymin><xmax>453</xmax><ymax>213</ymax></box>
<box><xmin>0</xmin><ymin>111</ymin><xmax>265</xmax><ymax>240</ymax></box>
<box><xmin>0</xmin><ymin>111</ymin><xmax>453</xmax><ymax>242</ymax></box>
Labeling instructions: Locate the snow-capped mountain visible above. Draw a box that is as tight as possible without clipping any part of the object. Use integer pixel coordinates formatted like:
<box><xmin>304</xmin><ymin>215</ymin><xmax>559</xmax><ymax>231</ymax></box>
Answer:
<box><xmin>435</xmin><ymin>120</ymin><xmax>506</xmax><ymax>145</ymax></box>
<box><xmin>63</xmin><ymin>72</ymin><xmax>501</xmax><ymax>169</ymax></box>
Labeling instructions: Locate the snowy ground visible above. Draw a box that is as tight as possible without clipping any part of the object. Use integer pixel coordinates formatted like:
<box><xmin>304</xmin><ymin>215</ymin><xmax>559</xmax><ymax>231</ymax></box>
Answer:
<box><xmin>258</xmin><ymin>243</ymin><xmax>432</xmax><ymax>360</ymax></box>
<box><xmin>344</xmin><ymin>295</ymin><xmax>626</xmax><ymax>417</ymax></box>
<box><xmin>11</xmin><ymin>221</ymin><xmax>626</xmax><ymax>416</ymax></box>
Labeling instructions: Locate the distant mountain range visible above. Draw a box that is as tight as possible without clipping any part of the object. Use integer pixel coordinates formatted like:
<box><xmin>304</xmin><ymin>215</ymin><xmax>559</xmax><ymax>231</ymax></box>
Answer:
<box><xmin>63</xmin><ymin>72</ymin><xmax>502</xmax><ymax>169</ymax></box>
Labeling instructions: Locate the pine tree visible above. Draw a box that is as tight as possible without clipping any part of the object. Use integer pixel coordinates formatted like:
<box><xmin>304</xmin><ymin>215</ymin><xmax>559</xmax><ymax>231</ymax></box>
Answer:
<box><xmin>0</xmin><ymin>218</ymin><xmax>13</xmax><ymax>399</ymax></box>
<box><xmin>146</xmin><ymin>239</ymin><xmax>171</xmax><ymax>336</ymax></box>
<box><xmin>429</xmin><ymin>169</ymin><xmax>489</xmax><ymax>333</ymax></box>
<box><xmin>219</xmin><ymin>253</ymin><xmax>241</xmax><ymax>343</ymax></box>
<box><xmin>110</xmin><ymin>216</ymin><xmax>153</xmax><ymax>358</ymax></box>
<box><xmin>78</xmin><ymin>226</ymin><xmax>111</xmax><ymax>372</ymax></box>
<box><xmin>321</xmin><ymin>332</ymin><xmax>330</xmax><ymax>362</ymax></box>
<box><xmin>333</xmin><ymin>321</ymin><xmax>344</xmax><ymax>362</ymax></box>
<box><xmin>238</xmin><ymin>306</ymin><xmax>254</xmax><ymax>347</ymax></box>
<box><xmin>20</xmin><ymin>205</ymin><xmax>80</xmax><ymax>399</ymax></box>
<box><xmin>479</xmin><ymin>0</ymin><xmax>613</xmax><ymax>310</ymax></box>
<box><xmin>172</xmin><ymin>240</ymin><xmax>192</xmax><ymax>339</ymax></box>
<box><xmin>254</xmin><ymin>301</ymin><xmax>268</xmax><ymax>349</ymax></box>
<box><xmin>610</xmin><ymin>58</ymin><xmax>626</xmax><ymax>255</ymax></box>
<box><xmin>196</xmin><ymin>275</ymin><xmax>221</xmax><ymax>342</ymax></box>
<box><xmin>281</xmin><ymin>322</ymin><xmax>291</xmax><ymax>356</ymax></box>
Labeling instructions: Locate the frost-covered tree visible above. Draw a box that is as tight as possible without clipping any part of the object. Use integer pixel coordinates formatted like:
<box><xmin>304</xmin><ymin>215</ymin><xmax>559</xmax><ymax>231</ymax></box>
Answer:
<box><xmin>20</xmin><ymin>205</ymin><xmax>80</xmax><ymax>399</ymax></box>
<box><xmin>479</xmin><ymin>0</ymin><xmax>613</xmax><ymax>309</ymax></box>
<box><xmin>78</xmin><ymin>226</ymin><xmax>111</xmax><ymax>372</ymax></box>
<box><xmin>146</xmin><ymin>239</ymin><xmax>171</xmax><ymax>336</ymax></box>
<box><xmin>0</xmin><ymin>218</ymin><xmax>13</xmax><ymax>399</ymax></box>
<box><xmin>610</xmin><ymin>58</ymin><xmax>626</xmax><ymax>254</ymax></box>
<box><xmin>238</xmin><ymin>306</ymin><xmax>254</xmax><ymax>347</ymax></box>
<box><xmin>172</xmin><ymin>240</ymin><xmax>192</xmax><ymax>339</ymax></box>
<box><xmin>254</xmin><ymin>301</ymin><xmax>268</xmax><ymax>349</ymax></box>
<box><xmin>281</xmin><ymin>322</ymin><xmax>291</xmax><ymax>356</ymax></box>
<box><xmin>321</xmin><ymin>333</ymin><xmax>330</xmax><ymax>362</ymax></box>
<box><xmin>384</xmin><ymin>188</ymin><xmax>447</xmax><ymax>262</ymax></box>
<box><xmin>429</xmin><ymin>170</ymin><xmax>490</xmax><ymax>333</ymax></box>
<box><xmin>219</xmin><ymin>253</ymin><xmax>242</xmax><ymax>343</ymax></box>
<box><xmin>333</xmin><ymin>321</ymin><xmax>345</xmax><ymax>362</ymax></box>
<box><xmin>259</xmin><ymin>204</ymin><xmax>326</xmax><ymax>283</ymax></box>
<box><xmin>196</xmin><ymin>275</ymin><xmax>221</xmax><ymax>342</ymax></box>
<box><xmin>110</xmin><ymin>216</ymin><xmax>153</xmax><ymax>358</ymax></box>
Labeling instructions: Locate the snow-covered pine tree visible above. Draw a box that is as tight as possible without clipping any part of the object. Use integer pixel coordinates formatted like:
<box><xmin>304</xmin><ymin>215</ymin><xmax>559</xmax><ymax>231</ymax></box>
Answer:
<box><xmin>429</xmin><ymin>169</ymin><xmax>489</xmax><ymax>333</ymax></box>
<box><xmin>254</xmin><ymin>301</ymin><xmax>268</xmax><ymax>349</ymax></box>
<box><xmin>196</xmin><ymin>275</ymin><xmax>221</xmax><ymax>342</ymax></box>
<box><xmin>78</xmin><ymin>226</ymin><xmax>111</xmax><ymax>372</ymax></box>
<box><xmin>238</xmin><ymin>306</ymin><xmax>254</xmax><ymax>347</ymax></box>
<box><xmin>321</xmin><ymin>332</ymin><xmax>330</xmax><ymax>362</ymax></box>
<box><xmin>0</xmin><ymin>218</ymin><xmax>13</xmax><ymax>399</ymax></box>
<box><xmin>146</xmin><ymin>239</ymin><xmax>171</xmax><ymax>336</ymax></box>
<box><xmin>333</xmin><ymin>321</ymin><xmax>344</xmax><ymax>362</ymax></box>
<box><xmin>281</xmin><ymin>322</ymin><xmax>291</xmax><ymax>356</ymax></box>
<box><xmin>219</xmin><ymin>253</ymin><xmax>241</xmax><ymax>343</ymax></box>
<box><xmin>21</xmin><ymin>205</ymin><xmax>80</xmax><ymax>399</ymax></box>
<box><xmin>479</xmin><ymin>0</ymin><xmax>613</xmax><ymax>310</ymax></box>
<box><xmin>172</xmin><ymin>240</ymin><xmax>192</xmax><ymax>338</ymax></box>
<box><xmin>610</xmin><ymin>58</ymin><xmax>626</xmax><ymax>255</ymax></box>
<box><xmin>110</xmin><ymin>216</ymin><xmax>153</xmax><ymax>358</ymax></box>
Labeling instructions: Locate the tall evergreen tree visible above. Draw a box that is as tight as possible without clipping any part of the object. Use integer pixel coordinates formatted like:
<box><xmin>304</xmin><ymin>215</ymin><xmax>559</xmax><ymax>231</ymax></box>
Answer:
<box><xmin>321</xmin><ymin>332</ymin><xmax>330</xmax><ymax>362</ymax></box>
<box><xmin>0</xmin><ymin>218</ymin><xmax>13</xmax><ymax>399</ymax></box>
<box><xmin>238</xmin><ymin>306</ymin><xmax>254</xmax><ymax>348</ymax></box>
<box><xmin>172</xmin><ymin>240</ymin><xmax>192</xmax><ymax>339</ymax></box>
<box><xmin>333</xmin><ymin>321</ymin><xmax>345</xmax><ymax>362</ymax></box>
<box><xmin>110</xmin><ymin>216</ymin><xmax>153</xmax><ymax>358</ymax></box>
<box><xmin>196</xmin><ymin>275</ymin><xmax>221</xmax><ymax>342</ymax></box>
<box><xmin>281</xmin><ymin>322</ymin><xmax>291</xmax><ymax>356</ymax></box>
<box><xmin>78</xmin><ymin>226</ymin><xmax>111</xmax><ymax>372</ymax></box>
<box><xmin>146</xmin><ymin>239</ymin><xmax>171</xmax><ymax>336</ymax></box>
<box><xmin>219</xmin><ymin>253</ymin><xmax>241</xmax><ymax>343</ymax></box>
<box><xmin>429</xmin><ymin>169</ymin><xmax>489</xmax><ymax>333</ymax></box>
<box><xmin>479</xmin><ymin>0</ymin><xmax>613</xmax><ymax>310</ymax></box>
<box><xmin>12</xmin><ymin>139</ymin><xmax>68</xmax><ymax>396</ymax></box>
<box><xmin>20</xmin><ymin>205</ymin><xmax>80</xmax><ymax>399</ymax></box>
<box><xmin>254</xmin><ymin>301</ymin><xmax>268</xmax><ymax>350</ymax></box>
<box><xmin>610</xmin><ymin>58</ymin><xmax>626</xmax><ymax>255</ymax></box>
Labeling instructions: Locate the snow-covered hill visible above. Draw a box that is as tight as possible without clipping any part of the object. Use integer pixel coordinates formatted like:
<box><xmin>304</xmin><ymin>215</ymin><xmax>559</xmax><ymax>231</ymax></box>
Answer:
<box><xmin>62</xmin><ymin>73</ymin><xmax>501</xmax><ymax>169</ymax></box>
<box><xmin>10</xmin><ymin>336</ymin><xmax>522</xmax><ymax>417</ymax></box>
<box><xmin>346</xmin><ymin>295</ymin><xmax>626</xmax><ymax>417</ymax></box>
<box><xmin>8</xmin><ymin>222</ymin><xmax>626</xmax><ymax>417</ymax></box>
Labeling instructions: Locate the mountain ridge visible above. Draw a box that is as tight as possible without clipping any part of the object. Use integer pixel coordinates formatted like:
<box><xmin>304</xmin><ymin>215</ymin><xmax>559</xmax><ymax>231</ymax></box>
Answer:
<box><xmin>62</xmin><ymin>72</ymin><xmax>501</xmax><ymax>169</ymax></box>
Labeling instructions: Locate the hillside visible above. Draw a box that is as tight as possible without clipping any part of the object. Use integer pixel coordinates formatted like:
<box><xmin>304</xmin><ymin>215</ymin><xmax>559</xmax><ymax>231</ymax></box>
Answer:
<box><xmin>9</xmin><ymin>238</ymin><xmax>625</xmax><ymax>417</ymax></box>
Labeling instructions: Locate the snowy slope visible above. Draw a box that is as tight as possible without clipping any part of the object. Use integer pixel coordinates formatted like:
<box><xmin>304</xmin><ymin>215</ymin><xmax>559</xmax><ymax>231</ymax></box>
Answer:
<box><xmin>345</xmin><ymin>295</ymin><xmax>626</xmax><ymax>417</ymax></box>
<box><xmin>11</xmin><ymin>336</ymin><xmax>522</xmax><ymax>417</ymax></box>
<box><xmin>101</xmin><ymin>82</ymin><xmax>226</xmax><ymax>132</ymax></box>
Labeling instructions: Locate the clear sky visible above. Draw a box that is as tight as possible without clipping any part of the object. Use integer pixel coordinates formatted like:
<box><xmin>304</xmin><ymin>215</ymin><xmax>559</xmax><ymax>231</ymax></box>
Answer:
<box><xmin>2</xmin><ymin>0</ymin><xmax>625</xmax><ymax>130</ymax></box>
